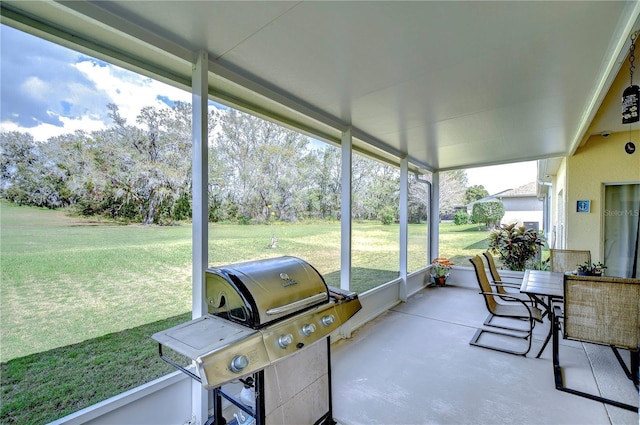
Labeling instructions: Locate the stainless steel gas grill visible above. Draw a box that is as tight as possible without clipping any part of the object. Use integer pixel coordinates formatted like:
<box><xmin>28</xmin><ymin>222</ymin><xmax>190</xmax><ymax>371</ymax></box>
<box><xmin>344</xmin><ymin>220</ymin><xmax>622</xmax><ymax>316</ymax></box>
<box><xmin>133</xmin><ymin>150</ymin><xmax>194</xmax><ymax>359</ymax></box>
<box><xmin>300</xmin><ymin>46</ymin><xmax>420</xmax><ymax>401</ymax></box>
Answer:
<box><xmin>153</xmin><ymin>256</ymin><xmax>361</xmax><ymax>425</ymax></box>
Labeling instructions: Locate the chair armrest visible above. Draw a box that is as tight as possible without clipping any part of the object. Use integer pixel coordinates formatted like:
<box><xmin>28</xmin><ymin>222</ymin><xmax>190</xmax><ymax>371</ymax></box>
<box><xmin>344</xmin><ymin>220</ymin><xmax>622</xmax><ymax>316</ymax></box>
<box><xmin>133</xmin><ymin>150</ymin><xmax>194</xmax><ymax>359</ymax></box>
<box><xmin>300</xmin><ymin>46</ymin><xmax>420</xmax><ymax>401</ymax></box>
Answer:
<box><xmin>489</xmin><ymin>284</ymin><xmax>536</xmax><ymax>304</ymax></box>
<box><xmin>553</xmin><ymin>305</ymin><xmax>564</xmax><ymax>335</ymax></box>
<box><xmin>493</xmin><ymin>275</ymin><xmax>522</xmax><ymax>284</ymax></box>
<box><xmin>492</xmin><ymin>281</ymin><xmax>521</xmax><ymax>289</ymax></box>
<box><xmin>553</xmin><ymin>305</ymin><xmax>563</xmax><ymax>318</ymax></box>
<box><xmin>480</xmin><ymin>290</ymin><xmax>512</xmax><ymax>299</ymax></box>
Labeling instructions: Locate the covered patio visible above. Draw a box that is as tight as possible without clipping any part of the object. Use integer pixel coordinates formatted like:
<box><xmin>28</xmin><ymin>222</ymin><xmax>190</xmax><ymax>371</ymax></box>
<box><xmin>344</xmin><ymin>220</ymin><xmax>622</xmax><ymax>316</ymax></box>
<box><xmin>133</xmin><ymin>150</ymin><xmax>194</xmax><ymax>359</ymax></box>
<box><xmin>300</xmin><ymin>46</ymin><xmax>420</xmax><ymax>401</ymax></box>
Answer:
<box><xmin>2</xmin><ymin>1</ymin><xmax>639</xmax><ymax>424</ymax></box>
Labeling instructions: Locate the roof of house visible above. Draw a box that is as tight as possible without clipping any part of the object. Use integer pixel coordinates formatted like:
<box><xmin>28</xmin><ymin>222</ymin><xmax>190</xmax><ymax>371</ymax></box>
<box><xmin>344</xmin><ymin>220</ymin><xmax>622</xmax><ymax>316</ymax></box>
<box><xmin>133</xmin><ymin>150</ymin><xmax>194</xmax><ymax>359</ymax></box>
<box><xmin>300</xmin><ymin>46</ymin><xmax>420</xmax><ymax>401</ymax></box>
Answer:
<box><xmin>468</xmin><ymin>182</ymin><xmax>538</xmax><ymax>208</ymax></box>
<box><xmin>493</xmin><ymin>182</ymin><xmax>538</xmax><ymax>198</ymax></box>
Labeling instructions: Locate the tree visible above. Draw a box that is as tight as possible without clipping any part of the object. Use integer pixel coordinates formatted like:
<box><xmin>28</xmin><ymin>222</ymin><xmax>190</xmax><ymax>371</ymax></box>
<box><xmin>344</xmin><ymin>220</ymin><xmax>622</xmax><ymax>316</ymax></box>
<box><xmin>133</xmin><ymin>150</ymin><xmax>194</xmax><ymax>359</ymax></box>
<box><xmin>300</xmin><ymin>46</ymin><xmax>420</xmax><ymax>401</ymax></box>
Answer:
<box><xmin>4</xmin><ymin>101</ymin><xmax>468</xmax><ymax>226</ymax></box>
<box><xmin>1</xmin><ymin>131</ymin><xmax>40</xmax><ymax>203</ymax></box>
<box><xmin>471</xmin><ymin>200</ymin><xmax>505</xmax><ymax>229</ymax></box>
<box><xmin>309</xmin><ymin>147</ymin><xmax>341</xmax><ymax>220</ymax></box>
<box><xmin>101</xmin><ymin>102</ymin><xmax>213</xmax><ymax>224</ymax></box>
<box><xmin>465</xmin><ymin>185</ymin><xmax>489</xmax><ymax>204</ymax></box>
<box><xmin>0</xmin><ymin>131</ymin><xmax>68</xmax><ymax>208</ymax></box>
<box><xmin>439</xmin><ymin>170</ymin><xmax>468</xmax><ymax>218</ymax></box>
<box><xmin>421</xmin><ymin>170</ymin><xmax>468</xmax><ymax>220</ymax></box>
<box><xmin>350</xmin><ymin>153</ymin><xmax>400</xmax><ymax>221</ymax></box>
<box><xmin>408</xmin><ymin>174</ymin><xmax>428</xmax><ymax>224</ymax></box>
<box><xmin>42</xmin><ymin>131</ymin><xmax>101</xmax><ymax>211</ymax></box>
<box><xmin>215</xmin><ymin>109</ymin><xmax>311</xmax><ymax>222</ymax></box>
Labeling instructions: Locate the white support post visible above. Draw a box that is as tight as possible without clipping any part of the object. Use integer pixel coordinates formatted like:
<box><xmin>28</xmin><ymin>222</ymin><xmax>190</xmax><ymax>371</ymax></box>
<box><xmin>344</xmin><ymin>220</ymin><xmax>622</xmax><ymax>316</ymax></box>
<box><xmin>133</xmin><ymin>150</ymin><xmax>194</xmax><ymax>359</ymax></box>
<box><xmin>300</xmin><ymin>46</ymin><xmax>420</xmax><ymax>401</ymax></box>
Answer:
<box><xmin>191</xmin><ymin>49</ymin><xmax>209</xmax><ymax>425</ymax></box>
<box><xmin>399</xmin><ymin>157</ymin><xmax>408</xmax><ymax>302</ymax></box>
<box><xmin>424</xmin><ymin>179</ymin><xmax>432</xmax><ymax>266</ymax></box>
<box><xmin>340</xmin><ymin>128</ymin><xmax>352</xmax><ymax>292</ymax></box>
<box><xmin>429</xmin><ymin>172</ymin><xmax>440</xmax><ymax>262</ymax></box>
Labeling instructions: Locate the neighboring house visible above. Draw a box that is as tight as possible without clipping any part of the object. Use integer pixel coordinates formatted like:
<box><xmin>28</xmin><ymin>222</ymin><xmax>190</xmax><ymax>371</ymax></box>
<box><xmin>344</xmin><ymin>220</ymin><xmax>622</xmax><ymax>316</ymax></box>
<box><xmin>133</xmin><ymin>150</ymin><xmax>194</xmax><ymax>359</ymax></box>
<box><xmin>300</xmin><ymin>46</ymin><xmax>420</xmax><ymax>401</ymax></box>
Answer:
<box><xmin>467</xmin><ymin>182</ymin><xmax>543</xmax><ymax>230</ymax></box>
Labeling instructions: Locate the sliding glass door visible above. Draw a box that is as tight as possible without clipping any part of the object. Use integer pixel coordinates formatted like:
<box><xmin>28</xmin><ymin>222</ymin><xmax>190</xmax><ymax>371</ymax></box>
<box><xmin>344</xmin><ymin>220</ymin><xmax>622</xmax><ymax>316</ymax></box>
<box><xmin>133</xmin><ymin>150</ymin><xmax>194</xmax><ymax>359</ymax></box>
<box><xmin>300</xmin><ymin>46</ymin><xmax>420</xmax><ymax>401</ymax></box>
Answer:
<box><xmin>604</xmin><ymin>183</ymin><xmax>640</xmax><ymax>278</ymax></box>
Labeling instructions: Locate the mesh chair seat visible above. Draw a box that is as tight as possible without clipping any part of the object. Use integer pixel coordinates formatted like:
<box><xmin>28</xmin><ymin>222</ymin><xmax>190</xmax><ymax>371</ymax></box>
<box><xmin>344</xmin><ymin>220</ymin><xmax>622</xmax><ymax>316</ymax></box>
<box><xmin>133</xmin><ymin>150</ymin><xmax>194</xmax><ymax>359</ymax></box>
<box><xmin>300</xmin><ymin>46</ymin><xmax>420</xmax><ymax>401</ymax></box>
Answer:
<box><xmin>493</xmin><ymin>302</ymin><xmax>543</xmax><ymax>322</ymax></box>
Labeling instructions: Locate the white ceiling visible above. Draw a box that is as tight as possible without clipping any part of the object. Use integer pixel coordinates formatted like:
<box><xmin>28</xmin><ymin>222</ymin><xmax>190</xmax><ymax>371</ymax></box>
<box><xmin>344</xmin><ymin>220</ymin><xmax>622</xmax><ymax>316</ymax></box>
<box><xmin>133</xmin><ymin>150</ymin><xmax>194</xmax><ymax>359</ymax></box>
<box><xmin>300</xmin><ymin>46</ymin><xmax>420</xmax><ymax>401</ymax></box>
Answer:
<box><xmin>2</xmin><ymin>1</ymin><xmax>639</xmax><ymax>172</ymax></box>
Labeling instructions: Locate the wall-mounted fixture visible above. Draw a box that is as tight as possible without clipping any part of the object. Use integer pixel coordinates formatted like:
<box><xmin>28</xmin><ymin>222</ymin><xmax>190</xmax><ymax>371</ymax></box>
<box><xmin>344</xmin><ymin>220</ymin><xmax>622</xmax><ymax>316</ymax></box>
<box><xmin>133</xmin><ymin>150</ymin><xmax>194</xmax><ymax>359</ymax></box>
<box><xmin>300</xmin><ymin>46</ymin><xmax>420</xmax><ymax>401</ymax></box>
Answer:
<box><xmin>622</xmin><ymin>31</ymin><xmax>639</xmax><ymax>124</ymax></box>
<box><xmin>625</xmin><ymin>141</ymin><xmax>636</xmax><ymax>155</ymax></box>
<box><xmin>576</xmin><ymin>200</ymin><xmax>591</xmax><ymax>213</ymax></box>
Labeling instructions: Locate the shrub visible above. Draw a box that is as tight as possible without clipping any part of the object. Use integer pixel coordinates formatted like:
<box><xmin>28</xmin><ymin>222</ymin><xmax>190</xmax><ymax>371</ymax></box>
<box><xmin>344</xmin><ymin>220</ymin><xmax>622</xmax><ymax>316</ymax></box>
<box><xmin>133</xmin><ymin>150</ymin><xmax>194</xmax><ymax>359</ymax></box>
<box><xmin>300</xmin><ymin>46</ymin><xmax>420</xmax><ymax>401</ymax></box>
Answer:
<box><xmin>380</xmin><ymin>213</ymin><xmax>394</xmax><ymax>225</ymax></box>
<box><xmin>379</xmin><ymin>206</ymin><xmax>395</xmax><ymax>225</ymax></box>
<box><xmin>488</xmin><ymin>223</ymin><xmax>546</xmax><ymax>271</ymax></box>
<box><xmin>453</xmin><ymin>210</ymin><xmax>469</xmax><ymax>225</ymax></box>
<box><xmin>237</xmin><ymin>215</ymin><xmax>251</xmax><ymax>225</ymax></box>
<box><xmin>172</xmin><ymin>194</ymin><xmax>191</xmax><ymax>221</ymax></box>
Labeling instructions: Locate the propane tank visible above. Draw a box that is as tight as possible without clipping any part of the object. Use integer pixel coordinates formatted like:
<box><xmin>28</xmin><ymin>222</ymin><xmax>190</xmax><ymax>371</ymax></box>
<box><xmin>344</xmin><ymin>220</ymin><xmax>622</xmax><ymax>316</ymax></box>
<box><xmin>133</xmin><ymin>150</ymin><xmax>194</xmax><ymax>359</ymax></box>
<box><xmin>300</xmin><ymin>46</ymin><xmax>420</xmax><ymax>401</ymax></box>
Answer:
<box><xmin>239</xmin><ymin>377</ymin><xmax>255</xmax><ymax>409</ymax></box>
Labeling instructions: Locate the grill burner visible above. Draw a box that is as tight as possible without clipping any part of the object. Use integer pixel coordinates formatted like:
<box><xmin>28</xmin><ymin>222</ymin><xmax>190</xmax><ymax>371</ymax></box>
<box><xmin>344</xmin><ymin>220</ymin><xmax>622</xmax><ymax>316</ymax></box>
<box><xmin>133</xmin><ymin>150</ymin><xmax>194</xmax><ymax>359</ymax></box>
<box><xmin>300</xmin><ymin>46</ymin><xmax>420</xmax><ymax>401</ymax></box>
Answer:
<box><xmin>153</xmin><ymin>256</ymin><xmax>361</xmax><ymax>390</ymax></box>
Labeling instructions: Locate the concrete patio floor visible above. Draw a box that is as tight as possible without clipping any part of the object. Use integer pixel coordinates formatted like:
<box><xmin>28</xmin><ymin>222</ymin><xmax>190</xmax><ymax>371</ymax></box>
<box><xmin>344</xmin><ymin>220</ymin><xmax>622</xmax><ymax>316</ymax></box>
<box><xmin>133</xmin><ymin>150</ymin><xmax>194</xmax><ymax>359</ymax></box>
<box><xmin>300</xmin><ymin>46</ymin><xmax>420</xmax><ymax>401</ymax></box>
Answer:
<box><xmin>331</xmin><ymin>284</ymin><xmax>639</xmax><ymax>425</ymax></box>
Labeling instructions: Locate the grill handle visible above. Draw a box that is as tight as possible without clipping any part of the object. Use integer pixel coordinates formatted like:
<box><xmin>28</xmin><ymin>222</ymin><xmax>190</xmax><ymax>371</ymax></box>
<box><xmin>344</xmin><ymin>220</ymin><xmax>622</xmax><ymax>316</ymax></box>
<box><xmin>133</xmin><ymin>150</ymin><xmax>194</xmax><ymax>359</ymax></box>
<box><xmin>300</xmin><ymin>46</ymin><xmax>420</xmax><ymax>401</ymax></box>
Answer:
<box><xmin>266</xmin><ymin>292</ymin><xmax>328</xmax><ymax>315</ymax></box>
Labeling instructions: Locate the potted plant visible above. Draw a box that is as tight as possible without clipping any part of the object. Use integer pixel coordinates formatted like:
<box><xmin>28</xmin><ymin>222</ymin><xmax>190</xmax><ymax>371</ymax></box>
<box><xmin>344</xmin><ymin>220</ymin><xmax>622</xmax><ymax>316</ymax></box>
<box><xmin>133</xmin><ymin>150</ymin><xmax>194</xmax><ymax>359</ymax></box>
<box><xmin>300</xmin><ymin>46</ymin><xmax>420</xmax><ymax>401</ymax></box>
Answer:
<box><xmin>576</xmin><ymin>260</ymin><xmax>606</xmax><ymax>276</ymax></box>
<box><xmin>430</xmin><ymin>257</ymin><xmax>454</xmax><ymax>286</ymax></box>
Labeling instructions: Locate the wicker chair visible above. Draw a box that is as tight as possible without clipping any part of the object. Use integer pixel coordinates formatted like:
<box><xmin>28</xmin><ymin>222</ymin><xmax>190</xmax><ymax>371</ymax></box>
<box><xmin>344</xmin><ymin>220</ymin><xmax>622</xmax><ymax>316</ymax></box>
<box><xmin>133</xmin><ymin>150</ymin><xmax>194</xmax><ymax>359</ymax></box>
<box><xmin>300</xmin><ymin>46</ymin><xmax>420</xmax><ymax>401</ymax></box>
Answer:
<box><xmin>549</xmin><ymin>249</ymin><xmax>591</xmax><ymax>273</ymax></box>
<box><xmin>482</xmin><ymin>252</ymin><xmax>534</xmax><ymax>304</ymax></box>
<box><xmin>468</xmin><ymin>256</ymin><xmax>543</xmax><ymax>356</ymax></box>
<box><xmin>552</xmin><ymin>274</ymin><xmax>640</xmax><ymax>412</ymax></box>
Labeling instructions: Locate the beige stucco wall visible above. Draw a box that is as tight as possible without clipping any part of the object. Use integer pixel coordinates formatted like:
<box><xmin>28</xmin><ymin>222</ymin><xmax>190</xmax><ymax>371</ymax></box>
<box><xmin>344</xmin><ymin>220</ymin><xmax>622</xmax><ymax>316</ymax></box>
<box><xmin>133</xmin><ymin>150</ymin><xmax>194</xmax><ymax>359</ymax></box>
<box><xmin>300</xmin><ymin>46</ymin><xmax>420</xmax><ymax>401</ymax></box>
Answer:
<box><xmin>563</xmin><ymin>131</ymin><xmax>640</xmax><ymax>261</ymax></box>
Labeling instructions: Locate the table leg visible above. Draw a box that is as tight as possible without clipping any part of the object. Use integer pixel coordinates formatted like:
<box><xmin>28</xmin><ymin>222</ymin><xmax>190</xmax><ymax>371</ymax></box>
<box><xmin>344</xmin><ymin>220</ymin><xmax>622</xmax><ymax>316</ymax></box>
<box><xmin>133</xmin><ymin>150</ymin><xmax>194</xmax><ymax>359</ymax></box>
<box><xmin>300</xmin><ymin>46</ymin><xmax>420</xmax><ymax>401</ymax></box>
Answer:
<box><xmin>535</xmin><ymin>295</ymin><xmax>555</xmax><ymax>358</ymax></box>
<box><xmin>531</xmin><ymin>294</ymin><xmax>549</xmax><ymax>319</ymax></box>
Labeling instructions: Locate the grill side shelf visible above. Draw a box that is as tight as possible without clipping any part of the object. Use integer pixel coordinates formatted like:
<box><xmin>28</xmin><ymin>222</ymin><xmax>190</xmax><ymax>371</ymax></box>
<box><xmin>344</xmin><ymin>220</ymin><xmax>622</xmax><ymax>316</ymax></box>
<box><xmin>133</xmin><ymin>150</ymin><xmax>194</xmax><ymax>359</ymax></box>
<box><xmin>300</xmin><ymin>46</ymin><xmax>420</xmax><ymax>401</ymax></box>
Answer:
<box><xmin>152</xmin><ymin>315</ymin><xmax>270</xmax><ymax>388</ymax></box>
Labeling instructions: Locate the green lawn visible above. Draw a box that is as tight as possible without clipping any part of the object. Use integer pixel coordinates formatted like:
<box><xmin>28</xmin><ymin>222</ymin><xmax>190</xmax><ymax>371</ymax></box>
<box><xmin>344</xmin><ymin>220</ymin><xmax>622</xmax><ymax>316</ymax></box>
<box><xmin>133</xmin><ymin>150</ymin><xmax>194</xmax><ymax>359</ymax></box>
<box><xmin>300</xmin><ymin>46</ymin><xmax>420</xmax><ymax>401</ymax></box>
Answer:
<box><xmin>0</xmin><ymin>201</ymin><xmax>491</xmax><ymax>424</ymax></box>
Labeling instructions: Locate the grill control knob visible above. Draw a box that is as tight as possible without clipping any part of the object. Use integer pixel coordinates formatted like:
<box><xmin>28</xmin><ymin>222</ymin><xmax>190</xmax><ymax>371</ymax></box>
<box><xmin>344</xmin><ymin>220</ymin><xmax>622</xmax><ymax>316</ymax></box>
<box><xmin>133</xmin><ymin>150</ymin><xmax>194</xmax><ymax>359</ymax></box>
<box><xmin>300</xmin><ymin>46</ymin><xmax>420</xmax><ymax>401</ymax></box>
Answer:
<box><xmin>321</xmin><ymin>314</ymin><xmax>335</xmax><ymax>327</ymax></box>
<box><xmin>278</xmin><ymin>333</ymin><xmax>294</xmax><ymax>348</ymax></box>
<box><xmin>302</xmin><ymin>323</ymin><xmax>317</xmax><ymax>336</ymax></box>
<box><xmin>230</xmin><ymin>355</ymin><xmax>249</xmax><ymax>373</ymax></box>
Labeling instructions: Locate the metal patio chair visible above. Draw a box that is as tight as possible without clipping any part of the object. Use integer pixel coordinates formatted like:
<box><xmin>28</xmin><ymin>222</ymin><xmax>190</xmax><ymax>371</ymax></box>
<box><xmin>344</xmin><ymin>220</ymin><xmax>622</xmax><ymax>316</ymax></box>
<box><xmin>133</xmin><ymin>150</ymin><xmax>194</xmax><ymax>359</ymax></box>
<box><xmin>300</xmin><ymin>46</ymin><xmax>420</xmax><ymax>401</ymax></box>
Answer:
<box><xmin>552</xmin><ymin>274</ymin><xmax>640</xmax><ymax>412</ymax></box>
<box><xmin>549</xmin><ymin>249</ymin><xmax>591</xmax><ymax>273</ymax></box>
<box><xmin>469</xmin><ymin>255</ymin><xmax>543</xmax><ymax>356</ymax></box>
<box><xmin>482</xmin><ymin>251</ymin><xmax>534</xmax><ymax>304</ymax></box>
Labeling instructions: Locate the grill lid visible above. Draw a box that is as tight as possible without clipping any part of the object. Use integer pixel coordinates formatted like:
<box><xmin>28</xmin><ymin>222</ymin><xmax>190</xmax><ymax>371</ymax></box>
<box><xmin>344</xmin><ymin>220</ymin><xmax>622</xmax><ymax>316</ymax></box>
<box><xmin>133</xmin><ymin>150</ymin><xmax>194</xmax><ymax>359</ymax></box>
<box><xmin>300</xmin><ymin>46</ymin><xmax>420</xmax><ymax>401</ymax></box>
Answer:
<box><xmin>205</xmin><ymin>256</ymin><xmax>330</xmax><ymax>328</ymax></box>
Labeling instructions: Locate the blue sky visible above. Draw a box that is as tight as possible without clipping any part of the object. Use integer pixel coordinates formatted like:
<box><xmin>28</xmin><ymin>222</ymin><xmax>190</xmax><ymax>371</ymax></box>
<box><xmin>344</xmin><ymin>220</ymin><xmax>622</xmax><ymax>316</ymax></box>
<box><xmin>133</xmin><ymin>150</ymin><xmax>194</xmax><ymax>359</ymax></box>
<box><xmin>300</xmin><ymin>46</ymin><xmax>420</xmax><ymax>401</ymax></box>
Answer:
<box><xmin>0</xmin><ymin>24</ymin><xmax>535</xmax><ymax>194</ymax></box>
<box><xmin>0</xmin><ymin>24</ymin><xmax>192</xmax><ymax>141</ymax></box>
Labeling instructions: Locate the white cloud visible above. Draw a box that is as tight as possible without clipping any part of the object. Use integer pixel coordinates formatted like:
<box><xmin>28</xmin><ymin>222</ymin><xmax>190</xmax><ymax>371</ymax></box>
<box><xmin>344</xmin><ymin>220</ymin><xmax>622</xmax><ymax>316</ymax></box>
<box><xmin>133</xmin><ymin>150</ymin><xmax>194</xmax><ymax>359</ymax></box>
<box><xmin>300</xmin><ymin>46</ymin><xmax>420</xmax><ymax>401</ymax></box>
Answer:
<box><xmin>74</xmin><ymin>60</ymin><xmax>191</xmax><ymax>125</ymax></box>
<box><xmin>1</xmin><ymin>114</ymin><xmax>107</xmax><ymax>141</ymax></box>
<box><xmin>21</xmin><ymin>76</ymin><xmax>50</xmax><ymax>101</ymax></box>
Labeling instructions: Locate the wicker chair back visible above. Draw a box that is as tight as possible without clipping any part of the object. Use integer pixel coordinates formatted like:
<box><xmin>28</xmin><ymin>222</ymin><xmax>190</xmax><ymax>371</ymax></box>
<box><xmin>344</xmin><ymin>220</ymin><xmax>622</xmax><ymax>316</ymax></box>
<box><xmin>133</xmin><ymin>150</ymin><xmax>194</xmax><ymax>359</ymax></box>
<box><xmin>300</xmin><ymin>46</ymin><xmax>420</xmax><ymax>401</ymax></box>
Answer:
<box><xmin>549</xmin><ymin>249</ymin><xmax>591</xmax><ymax>273</ymax></box>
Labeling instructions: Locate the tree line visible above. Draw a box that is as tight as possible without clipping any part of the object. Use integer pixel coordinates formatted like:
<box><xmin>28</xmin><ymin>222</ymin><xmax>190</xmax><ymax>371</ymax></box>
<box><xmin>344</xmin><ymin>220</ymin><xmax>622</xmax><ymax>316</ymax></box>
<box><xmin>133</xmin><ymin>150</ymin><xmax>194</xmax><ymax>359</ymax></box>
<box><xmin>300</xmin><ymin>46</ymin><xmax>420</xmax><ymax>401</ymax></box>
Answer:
<box><xmin>1</xmin><ymin>102</ymin><xmax>474</xmax><ymax>225</ymax></box>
